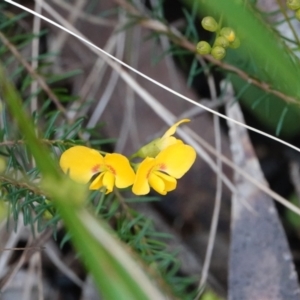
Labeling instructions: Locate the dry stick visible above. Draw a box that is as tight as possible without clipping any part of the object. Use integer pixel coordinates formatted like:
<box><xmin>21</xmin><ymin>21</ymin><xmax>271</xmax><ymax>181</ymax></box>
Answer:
<box><xmin>0</xmin><ymin>228</ymin><xmax>53</xmax><ymax>292</ymax></box>
<box><xmin>115</xmin><ymin>25</ymin><xmax>141</xmax><ymax>153</ymax></box>
<box><xmin>23</xmin><ymin>219</ymin><xmax>38</xmax><ymax>300</ymax></box>
<box><xmin>290</xmin><ymin>162</ymin><xmax>300</xmax><ymax>206</ymax></box>
<box><xmin>49</xmin><ymin>0</ymin><xmax>116</xmax><ymax>27</ymax></box>
<box><xmin>72</xmin><ymin>36</ymin><xmax>118</xmax><ymax>121</ymax></box>
<box><xmin>118</xmin><ymin>81</ymin><xmax>140</xmax><ymax>152</ymax></box>
<box><xmin>149</xmin><ymin>0</ymin><xmax>182</xmax><ymax>92</ymax></box>
<box><xmin>23</xmin><ymin>252</ymin><xmax>44</xmax><ymax>300</ymax></box>
<box><xmin>30</xmin><ymin>0</ymin><xmax>42</xmax><ymax>114</ymax></box>
<box><xmin>83</xmin><ymin>64</ymin><xmax>120</xmax><ymax>139</ymax></box>
<box><xmin>50</xmin><ymin>0</ymin><xmax>85</xmax><ymax>54</ymax></box>
<box><xmin>84</xmin><ymin>16</ymin><xmax>127</xmax><ymax>140</ymax></box>
<box><xmin>6</xmin><ymin>1</ymin><xmax>300</xmax><ymax>216</ymax></box>
<box><xmin>0</xmin><ymin>247</ymin><xmax>45</xmax><ymax>251</ymax></box>
<box><xmin>24</xmin><ymin>223</ymin><xmax>44</xmax><ymax>300</ymax></box>
<box><xmin>30</xmin><ymin>0</ymin><xmax>42</xmax><ymax>168</ymax></box>
<box><xmin>1</xmin><ymin>235</ymin><xmax>33</xmax><ymax>292</ymax></box>
<box><xmin>197</xmin><ymin>69</ymin><xmax>223</xmax><ymax>295</ymax></box>
<box><xmin>115</xmin><ymin>0</ymin><xmax>299</xmax><ymax>105</ymax></box>
<box><xmin>36</xmin><ymin>252</ymin><xmax>44</xmax><ymax>300</ymax></box>
<box><xmin>0</xmin><ymin>223</ymin><xmax>26</xmax><ymax>277</ymax></box>
<box><xmin>45</xmin><ymin>242</ymin><xmax>84</xmax><ymax>288</ymax></box>
<box><xmin>0</xmin><ymin>31</ymin><xmax>68</xmax><ymax>117</ymax></box>
<box><xmin>178</xmin><ymin>99</ymin><xmax>226</xmax><ymax>119</ymax></box>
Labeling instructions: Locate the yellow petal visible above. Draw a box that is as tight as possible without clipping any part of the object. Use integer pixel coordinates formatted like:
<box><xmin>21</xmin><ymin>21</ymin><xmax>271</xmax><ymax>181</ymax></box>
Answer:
<box><xmin>89</xmin><ymin>172</ymin><xmax>114</xmax><ymax>194</ymax></box>
<box><xmin>149</xmin><ymin>171</ymin><xmax>177</xmax><ymax>195</ymax></box>
<box><xmin>228</xmin><ymin>31</ymin><xmax>235</xmax><ymax>42</ymax></box>
<box><xmin>132</xmin><ymin>157</ymin><xmax>155</xmax><ymax>195</ymax></box>
<box><xmin>155</xmin><ymin>171</ymin><xmax>177</xmax><ymax>192</ymax></box>
<box><xmin>102</xmin><ymin>171</ymin><xmax>115</xmax><ymax>193</ymax></box>
<box><xmin>159</xmin><ymin>136</ymin><xmax>183</xmax><ymax>151</ymax></box>
<box><xmin>104</xmin><ymin>153</ymin><xmax>135</xmax><ymax>188</ymax></box>
<box><xmin>148</xmin><ymin>172</ymin><xmax>167</xmax><ymax>195</ymax></box>
<box><xmin>89</xmin><ymin>173</ymin><xmax>104</xmax><ymax>190</ymax></box>
<box><xmin>60</xmin><ymin>146</ymin><xmax>104</xmax><ymax>183</ymax></box>
<box><xmin>156</xmin><ymin>144</ymin><xmax>196</xmax><ymax>178</ymax></box>
<box><xmin>161</xmin><ymin>119</ymin><xmax>190</xmax><ymax>139</ymax></box>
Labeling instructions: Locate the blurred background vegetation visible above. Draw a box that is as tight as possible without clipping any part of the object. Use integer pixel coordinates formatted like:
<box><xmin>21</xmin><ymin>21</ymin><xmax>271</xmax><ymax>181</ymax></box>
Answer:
<box><xmin>1</xmin><ymin>0</ymin><xmax>300</xmax><ymax>299</ymax></box>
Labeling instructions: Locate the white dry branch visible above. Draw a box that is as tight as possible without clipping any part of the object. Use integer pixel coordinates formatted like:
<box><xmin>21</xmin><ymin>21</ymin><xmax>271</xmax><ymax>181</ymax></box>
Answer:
<box><xmin>197</xmin><ymin>62</ymin><xmax>223</xmax><ymax>295</ymax></box>
<box><xmin>30</xmin><ymin>0</ymin><xmax>42</xmax><ymax>114</ymax></box>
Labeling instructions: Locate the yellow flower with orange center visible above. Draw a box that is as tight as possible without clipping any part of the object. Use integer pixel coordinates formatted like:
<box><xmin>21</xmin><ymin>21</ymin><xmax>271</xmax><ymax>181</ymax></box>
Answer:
<box><xmin>132</xmin><ymin>143</ymin><xmax>196</xmax><ymax>195</ymax></box>
<box><xmin>59</xmin><ymin>146</ymin><xmax>135</xmax><ymax>194</ymax></box>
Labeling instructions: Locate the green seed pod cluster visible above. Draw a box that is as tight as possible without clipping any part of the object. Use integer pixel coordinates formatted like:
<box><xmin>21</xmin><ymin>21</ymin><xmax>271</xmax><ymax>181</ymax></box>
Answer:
<box><xmin>196</xmin><ymin>16</ymin><xmax>240</xmax><ymax>60</ymax></box>
<box><xmin>286</xmin><ymin>0</ymin><xmax>300</xmax><ymax>20</ymax></box>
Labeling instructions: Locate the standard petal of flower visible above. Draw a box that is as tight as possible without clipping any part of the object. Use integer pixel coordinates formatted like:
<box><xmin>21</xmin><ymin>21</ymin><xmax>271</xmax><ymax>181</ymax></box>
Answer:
<box><xmin>161</xmin><ymin>119</ymin><xmax>190</xmax><ymax>138</ymax></box>
<box><xmin>60</xmin><ymin>146</ymin><xmax>104</xmax><ymax>183</ymax></box>
<box><xmin>132</xmin><ymin>158</ymin><xmax>155</xmax><ymax>195</ymax></box>
<box><xmin>104</xmin><ymin>153</ymin><xmax>135</xmax><ymax>188</ymax></box>
<box><xmin>156</xmin><ymin>144</ymin><xmax>196</xmax><ymax>178</ymax></box>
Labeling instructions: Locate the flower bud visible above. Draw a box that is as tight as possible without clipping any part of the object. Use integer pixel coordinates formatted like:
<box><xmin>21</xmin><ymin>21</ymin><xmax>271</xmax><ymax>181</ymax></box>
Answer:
<box><xmin>287</xmin><ymin>0</ymin><xmax>300</xmax><ymax>10</ymax></box>
<box><xmin>214</xmin><ymin>36</ymin><xmax>229</xmax><ymax>48</ymax></box>
<box><xmin>211</xmin><ymin>46</ymin><xmax>226</xmax><ymax>60</ymax></box>
<box><xmin>134</xmin><ymin>138</ymin><xmax>161</xmax><ymax>158</ymax></box>
<box><xmin>220</xmin><ymin>27</ymin><xmax>236</xmax><ymax>42</ymax></box>
<box><xmin>229</xmin><ymin>37</ymin><xmax>241</xmax><ymax>49</ymax></box>
<box><xmin>296</xmin><ymin>8</ymin><xmax>300</xmax><ymax>20</ymax></box>
<box><xmin>201</xmin><ymin>16</ymin><xmax>218</xmax><ymax>32</ymax></box>
<box><xmin>196</xmin><ymin>41</ymin><xmax>211</xmax><ymax>55</ymax></box>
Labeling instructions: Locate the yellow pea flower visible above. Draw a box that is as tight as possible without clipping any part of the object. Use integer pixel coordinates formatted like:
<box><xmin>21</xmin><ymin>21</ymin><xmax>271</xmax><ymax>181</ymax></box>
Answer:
<box><xmin>59</xmin><ymin>146</ymin><xmax>135</xmax><ymax>194</ymax></box>
<box><xmin>132</xmin><ymin>143</ymin><xmax>196</xmax><ymax>195</ymax></box>
<box><xmin>134</xmin><ymin>119</ymin><xmax>190</xmax><ymax>158</ymax></box>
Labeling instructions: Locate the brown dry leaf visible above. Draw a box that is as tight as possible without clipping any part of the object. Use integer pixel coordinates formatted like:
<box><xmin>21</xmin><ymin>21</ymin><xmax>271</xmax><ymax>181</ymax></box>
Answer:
<box><xmin>226</xmin><ymin>101</ymin><xmax>300</xmax><ymax>300</ymax></box>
